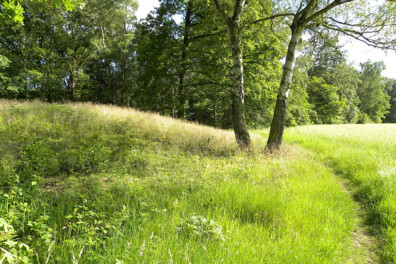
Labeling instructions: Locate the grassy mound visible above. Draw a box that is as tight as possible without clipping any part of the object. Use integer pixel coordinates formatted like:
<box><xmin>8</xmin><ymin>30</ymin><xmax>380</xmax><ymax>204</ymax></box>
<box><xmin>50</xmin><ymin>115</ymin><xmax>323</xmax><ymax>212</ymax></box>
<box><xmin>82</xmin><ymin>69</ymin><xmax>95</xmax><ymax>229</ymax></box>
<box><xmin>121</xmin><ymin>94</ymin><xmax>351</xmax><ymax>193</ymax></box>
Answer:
<box><xmin>0</xmin><ymin>101</ymin><xmax>358</xmax><ymax>263</ymax></box>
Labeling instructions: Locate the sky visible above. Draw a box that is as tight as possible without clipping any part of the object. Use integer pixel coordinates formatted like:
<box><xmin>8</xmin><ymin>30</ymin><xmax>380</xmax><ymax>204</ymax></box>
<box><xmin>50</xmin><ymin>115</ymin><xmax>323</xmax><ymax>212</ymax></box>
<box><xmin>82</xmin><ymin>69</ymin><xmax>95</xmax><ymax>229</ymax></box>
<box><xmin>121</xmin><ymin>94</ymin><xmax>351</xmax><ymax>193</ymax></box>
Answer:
<box><xmin>136</xmin><ymin>0</ymin><xmax>396</xmax><ymax>79</ymax></box>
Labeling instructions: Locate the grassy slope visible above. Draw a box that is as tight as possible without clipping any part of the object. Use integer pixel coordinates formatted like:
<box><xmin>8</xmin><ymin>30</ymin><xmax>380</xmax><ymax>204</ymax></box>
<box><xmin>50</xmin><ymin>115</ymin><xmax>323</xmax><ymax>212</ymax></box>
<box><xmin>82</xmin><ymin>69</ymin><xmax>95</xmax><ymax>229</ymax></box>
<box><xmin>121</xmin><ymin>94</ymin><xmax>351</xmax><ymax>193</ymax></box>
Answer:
<box><xmin>1</xmin><ymin>101</ymin><xmax>359</xmax><ymax>263</ymax></box>
<box><xmin>285</xmin><ymin>124</ymin><xmax>396</xmax><ymax>263</ymax></box>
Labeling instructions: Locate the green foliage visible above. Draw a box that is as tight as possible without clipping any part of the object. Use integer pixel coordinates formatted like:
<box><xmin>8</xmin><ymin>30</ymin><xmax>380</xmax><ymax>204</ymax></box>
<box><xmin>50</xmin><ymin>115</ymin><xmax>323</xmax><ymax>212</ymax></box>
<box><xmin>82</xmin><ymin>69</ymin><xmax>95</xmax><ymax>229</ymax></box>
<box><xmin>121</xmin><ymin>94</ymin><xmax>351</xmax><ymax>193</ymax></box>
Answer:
<box><xmin>19</xmin><ymin>141</ymin><xmax>56</xmax><ymax>179</ymax></box>
<box><xmin>177</xmin><ymin>215</ymin><xmax>225</xmax><ymax>242</ymax></box>
<box><xmin>64</xmin><ymin>199</ymin><xmax>115</xmax><ymax>246</ymax></box>
<box><xmin>358</xmin><ymin>61</ymin><xmax>390</xmax><ymax>123</ymax></box>
<box><xmin>307</xmin><ymin>76</ymin><xmax>346</xmax><ymax>124</ymax></box>
<box><xmin>287</xmin><ymin>56</ymin><xmax>312</xmax><ymax>126</ymax></box>
<box><xmin>62</xmin><ymin>142</ymin><xmax>111</xmax><ymax>174</ymax></box>
<box><xmin>0</xmin><ymin>218</ymin><xmax>33</xmax><ymax>263</ymax></box>
<box><xmin>384</xmin><ymin>78</ymin><xmax>396</xmax><ymax>123</ymax></box>
<box><xmin>1</xmin><ymin>0</ymin><xmax>394</xmax><ymax>129</ymax></box>
<box><xmin>0</xmin><ymin>0</ymin><xmax>24</xmax><ymax>24</ymax></box>
<box><xmin>0</xmin><ymin>0</ymin><xmax>83</xmax><ymax>25</ymax></box>
<box><xmin>322</xmin><ymin>63</ymin><xmax>361</xmax><ymax>123</ymax></box>
<box><xmin>357</xmin><ymin>112</ymin><xmax>371</xmax><ymax>124</ymax></box>
<box><xmin>0</xmin><ymin>0</ymin><xmax>138</xmax><ymax>103</ymax></box>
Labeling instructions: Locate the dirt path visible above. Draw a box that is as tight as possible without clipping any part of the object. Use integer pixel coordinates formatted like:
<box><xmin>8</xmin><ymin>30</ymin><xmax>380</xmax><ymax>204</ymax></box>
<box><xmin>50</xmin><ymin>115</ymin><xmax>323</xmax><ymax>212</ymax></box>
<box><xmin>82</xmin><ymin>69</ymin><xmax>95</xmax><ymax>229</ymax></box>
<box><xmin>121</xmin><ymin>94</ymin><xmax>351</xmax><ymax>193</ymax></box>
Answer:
<box><xmin>337</xmin><ymin>179</ymin><xmax>380</xmax><ymax>264</ymax></box>
<box><xmin>281</xmin><ymin>144</ymin><xmax>381</xmax><ymax>263</ymax></box>
<box><xmin>310</xmin><ymin>156</ymin><xmax>380</xmax><ymax>263</ymax></box>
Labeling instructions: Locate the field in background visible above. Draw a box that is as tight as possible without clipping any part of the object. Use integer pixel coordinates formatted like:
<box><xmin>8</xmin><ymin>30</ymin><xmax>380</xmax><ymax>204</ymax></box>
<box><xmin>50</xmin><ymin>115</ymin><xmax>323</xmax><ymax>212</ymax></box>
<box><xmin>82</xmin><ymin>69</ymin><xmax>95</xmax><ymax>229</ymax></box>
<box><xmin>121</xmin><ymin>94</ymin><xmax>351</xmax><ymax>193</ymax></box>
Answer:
<box><xmin>0</xmin><ymin>100</ymin><xmax>392</xmax><ymax>263</ymax></box>
<box><xmin>285</xmin><ymin>124</ymin><xmax>396</xmax><ymax>263</ymax></box>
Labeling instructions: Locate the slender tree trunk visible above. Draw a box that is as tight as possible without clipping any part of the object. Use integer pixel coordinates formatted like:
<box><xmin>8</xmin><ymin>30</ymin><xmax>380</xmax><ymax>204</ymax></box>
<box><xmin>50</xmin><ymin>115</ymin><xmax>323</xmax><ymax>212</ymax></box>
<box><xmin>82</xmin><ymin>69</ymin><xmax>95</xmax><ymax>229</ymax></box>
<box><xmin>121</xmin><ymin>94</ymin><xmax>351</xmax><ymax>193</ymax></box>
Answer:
<box><xmin>177</xmin><ymin>0</ymin><xmax>192</xmax><ymax>119</ymax></box>
<box><xmin>213</xmin><ymin>0</ymin><xmax>250</xmax><ymax>148</ymax></box>
<box><xmin>228</xmin><ymin>21</ymin><xmax>250</xmax><ymax>148</ymax></box>
<box><xmin>41</xmin><ymin>16</ymin><xmax>56</xmax><ymax>102</ymax></box>
<box><xmin>177</xmin><ymin>72</ymin><xmax>187</xmax><ymax>118</ymax></box>
<box><xmin>70</xmin><ymin>59</ymin><xmax>76</xmax><ymax>101</ymax></box>
<box><xmin>71</xmin><ymin>70</ymin><xmax>76</xmax><ymax>101</ymax></box>
<box><xmin>214</xmin><ymin>96</ymin><xmax>217</xmax><ymax>127</ymax></box>
<box><xmin>265</xmin><ymin>0</ymin><xmax>322</xmax><ymax>152</ymax></box>
<box><xmin>101</xmin><ymin>26</ymin><xmax>106</xmax><ymax>49</ymax></box>
<box><xmin>265</xmin><ymin>25</ymin><xmax>303</xmax><ymax>152</ymax></box>
<box><xmin>172</xmin><ymin>86</ymin><xmax>176</xmax><ymax>117</ymax></box>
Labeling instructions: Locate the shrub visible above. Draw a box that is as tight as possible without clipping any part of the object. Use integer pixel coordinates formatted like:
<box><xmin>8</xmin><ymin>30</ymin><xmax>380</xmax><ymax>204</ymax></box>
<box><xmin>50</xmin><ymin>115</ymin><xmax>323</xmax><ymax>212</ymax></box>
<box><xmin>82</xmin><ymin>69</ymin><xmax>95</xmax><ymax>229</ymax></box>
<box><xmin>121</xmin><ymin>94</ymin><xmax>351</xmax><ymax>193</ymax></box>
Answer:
<box><xmin>177</xmin><ymin>215</ymin><xmax>225</xmax><ymax>242</ymax></box>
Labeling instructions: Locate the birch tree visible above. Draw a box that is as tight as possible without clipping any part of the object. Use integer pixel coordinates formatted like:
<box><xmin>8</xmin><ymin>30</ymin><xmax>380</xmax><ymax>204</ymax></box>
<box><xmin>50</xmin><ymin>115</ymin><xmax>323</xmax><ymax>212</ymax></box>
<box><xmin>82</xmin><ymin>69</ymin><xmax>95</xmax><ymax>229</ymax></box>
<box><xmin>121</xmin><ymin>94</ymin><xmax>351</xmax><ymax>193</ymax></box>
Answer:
<box><xmin>265</xmin><ymin>0</ymin><xmax>396</xmax><ymax>151</ymax></box>
<box><xmin>212</xmin><ymin>0</ymin><xmax>251</xmax><ymax>147</ymax></box>
<box><xmin>212</xmin><ymin>0</ymin><xmax>293</xmax><ymax>148</ymax></box>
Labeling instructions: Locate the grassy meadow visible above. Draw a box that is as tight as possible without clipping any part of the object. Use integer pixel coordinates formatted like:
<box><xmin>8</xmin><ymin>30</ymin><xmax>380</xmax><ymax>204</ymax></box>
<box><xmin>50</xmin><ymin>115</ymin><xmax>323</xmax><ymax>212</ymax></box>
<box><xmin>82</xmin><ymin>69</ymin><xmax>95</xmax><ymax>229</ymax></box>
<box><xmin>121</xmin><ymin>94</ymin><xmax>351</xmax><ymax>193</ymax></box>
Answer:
<box><xmin>0</xmin><ymin>100</ymin><xmax>394</xmax><ymax>263</ymax></box>
<box><xmin>284</xmin><ymin>124</ymin><xmax>396</xmax><ymax>263</ymax></box>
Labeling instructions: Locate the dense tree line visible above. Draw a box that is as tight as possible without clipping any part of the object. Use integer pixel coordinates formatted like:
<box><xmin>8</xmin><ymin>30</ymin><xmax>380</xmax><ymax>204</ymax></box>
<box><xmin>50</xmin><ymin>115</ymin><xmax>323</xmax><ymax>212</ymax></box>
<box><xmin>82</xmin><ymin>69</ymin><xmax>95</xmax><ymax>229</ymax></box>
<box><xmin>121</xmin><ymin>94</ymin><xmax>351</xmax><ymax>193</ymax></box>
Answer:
<box><xmin>1</xmin><ymin>0</ymin><xmax>395</xmax><ymax>144</ymax></box>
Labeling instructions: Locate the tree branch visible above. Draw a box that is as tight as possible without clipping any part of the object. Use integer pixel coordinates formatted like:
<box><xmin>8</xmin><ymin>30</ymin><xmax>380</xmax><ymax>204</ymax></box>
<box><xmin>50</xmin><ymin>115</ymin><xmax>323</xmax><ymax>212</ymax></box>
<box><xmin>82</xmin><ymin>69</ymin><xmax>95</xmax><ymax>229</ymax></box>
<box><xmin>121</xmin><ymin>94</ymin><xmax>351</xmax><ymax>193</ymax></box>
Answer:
<box><xmin>322</xmin><ymin>22</ymin><xmax>396</xmax><ymax>50</ymax></box>
<box><xmin>232</xmin><ymin>0</ymin><xmax>246</xmax><ymax>21</ymax></box>
<box><xmin>302</xmin><ymin>0</ymin><xmax>354</xmax><ymax>25</ymax></box>
<box><xmin>242</xmin><ymin>12</ymin><xmax>295</xmax><ymax>29</ymax></box>
<box><xmin>189</xmin><ymin>28</ymin><xmax>227</xmax><ymax>41</ymax></box>
<box><xmin>213</xmin><ymin>0</ymin><xmax>228</xmax><ymax>21</ymax></box>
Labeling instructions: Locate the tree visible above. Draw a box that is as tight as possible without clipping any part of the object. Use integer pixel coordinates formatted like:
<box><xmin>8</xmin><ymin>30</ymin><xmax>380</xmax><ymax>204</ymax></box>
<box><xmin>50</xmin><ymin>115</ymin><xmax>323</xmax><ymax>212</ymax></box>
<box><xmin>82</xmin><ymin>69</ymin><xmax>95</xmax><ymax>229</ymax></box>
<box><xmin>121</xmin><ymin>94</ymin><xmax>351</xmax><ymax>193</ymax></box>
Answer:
<box><xmin>322</xmin><ymin>63</ymin><xmax>361</xmax><ymax>123</ymax></box>
<box><xmin>304</xmin><ymin>33</ymin><xmax>361</xmax><ymax>124</ymax></box>
<box><xmin>384</xmin><ymin>79</ymin><xmax>396</xmax><ymax>123</ymax></box>
<box><xmin>265</xmin><ymin>0</ymin><xmax>396</xmax><ymax>151</ymax></box>
<box><xmin>134</xmin><ymin>0</ymin><xmax>285</xmax><ymax>132</ymax></box>
<box><xmin>0</xmin><ymin>0</ymin><xmax>138</xmax><ymax>102</ymax></box>
<box><xmin>357</xmin><ymin>61</ymin><xmax>390</xmax><ymax>123</ymax></box>
<box><xmin>307</xmin><ymin>76</ymin><xmax>345</xmax><ymax>123</ymax></box>
<box><xmin>82</xmin><ymin>0</ymin><xmax>138</xmax><ymax>106</ymax></box>
<box><xmin>0</xmin><ymin>0</ymin><xmax>82</xmax><ymax>25</ymax></box>
<box><xmin>211</xmin><ymin>0</ymin><xmax>251</xmax><ymax>147</ymax></box>
<box><xmin>0</xmin><ymin>0</ymin><xmax>68</xmax><ymax>100</ymax></box>
<box><xmin>286</xmin><ymin>56</ymin><xmax>312</xmax><ymax>126</ymax></box>
<box><xmin>134</xmin><ymin>5</ymin><xmax>181</xmax><ymax>115</ymax></box>
<box><xmin>212</xmin><ymin>0</ymin><xmax>293</xmax><ymax>148</ymax></box>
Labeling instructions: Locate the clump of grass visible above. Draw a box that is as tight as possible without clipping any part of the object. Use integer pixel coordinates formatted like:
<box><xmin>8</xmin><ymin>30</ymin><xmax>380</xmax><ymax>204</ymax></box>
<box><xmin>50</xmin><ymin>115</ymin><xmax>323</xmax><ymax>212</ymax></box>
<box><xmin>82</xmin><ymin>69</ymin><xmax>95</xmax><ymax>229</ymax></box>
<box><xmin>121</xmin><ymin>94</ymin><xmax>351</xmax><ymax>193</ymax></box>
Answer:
<box><xmin>0</xmin><ymin>100</ymin><xmax>359</xmax><ymax>263</ymax></box>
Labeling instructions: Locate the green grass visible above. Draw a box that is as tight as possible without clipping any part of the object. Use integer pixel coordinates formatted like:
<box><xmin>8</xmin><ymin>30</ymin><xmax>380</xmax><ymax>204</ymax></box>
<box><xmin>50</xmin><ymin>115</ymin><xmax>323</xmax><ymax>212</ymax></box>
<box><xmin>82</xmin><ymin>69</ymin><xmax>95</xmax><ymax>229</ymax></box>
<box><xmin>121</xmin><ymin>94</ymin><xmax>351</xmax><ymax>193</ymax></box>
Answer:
<box><xmin>285</xmin><ymin>124</ymin><xmax>396</xmax><ymax>263</ymax></box>
<box><xmin>0</xmin><ymin>100</ymin><xmax>367</xmax><ymax>263</ymax></box>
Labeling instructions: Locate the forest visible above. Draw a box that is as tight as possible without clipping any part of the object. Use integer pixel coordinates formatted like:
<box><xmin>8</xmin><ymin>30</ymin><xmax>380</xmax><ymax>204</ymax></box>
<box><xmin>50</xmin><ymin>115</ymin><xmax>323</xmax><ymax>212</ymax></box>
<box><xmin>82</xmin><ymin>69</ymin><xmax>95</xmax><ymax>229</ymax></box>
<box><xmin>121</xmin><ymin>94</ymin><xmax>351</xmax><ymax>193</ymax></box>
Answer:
<box><xmin>1</xmin><ymin>0</ymin><xmax>395</xmax><ymax>131</ymax></box>
<box><xmin>1</xmin><ymin>0</ymin><xmax>396</xmax><ymax>263</ymax></box>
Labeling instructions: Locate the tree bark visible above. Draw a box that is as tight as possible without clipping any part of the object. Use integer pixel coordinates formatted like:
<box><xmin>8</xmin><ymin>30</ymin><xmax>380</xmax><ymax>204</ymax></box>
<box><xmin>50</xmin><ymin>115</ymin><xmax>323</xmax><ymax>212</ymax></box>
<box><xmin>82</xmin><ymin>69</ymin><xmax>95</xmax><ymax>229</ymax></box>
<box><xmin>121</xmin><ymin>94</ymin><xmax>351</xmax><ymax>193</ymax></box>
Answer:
<box><xmin>213</xmin><ymin>0</ymin><xmax>250</xmax><ymax>148</ymax></box>
<box><xmin>266</xmin><ymin>25</ymin><xmax>303</xmax><ymax>152</ymax></box>
<box><xmin>228</xmin><ymin>21</ymin><xmax>250</xmax><ymax>148</ymax></box>
<box><xmin>265</xmin><ymin>0</ymin><xmax>319</xmax><ymax>152</ymax></box>
<box><xmin>71</xmin><ymin>70</ymin><xmax>76</xmax><ymax>101</ymax></box>
<box><xmin>177</xmin><ymin>0</ymin><xmax>193</xmax><ymax>119</ymax></box>
<box><xmin>101</xmin><ymin>26</ymin><xmax>106</xmax><ymax>49</ymax></box>
<box><xmin>70</xmin><ymin>58</ymin><xmax>77</xmax><ymax>101</ymax></box>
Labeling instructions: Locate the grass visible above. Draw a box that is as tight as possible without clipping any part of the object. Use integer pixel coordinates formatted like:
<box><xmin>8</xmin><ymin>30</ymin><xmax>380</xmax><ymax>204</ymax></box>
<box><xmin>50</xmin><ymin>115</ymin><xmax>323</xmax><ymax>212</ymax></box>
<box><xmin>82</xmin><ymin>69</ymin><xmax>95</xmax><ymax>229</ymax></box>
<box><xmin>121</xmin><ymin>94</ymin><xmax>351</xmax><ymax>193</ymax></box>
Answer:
<box><xmin>284</xmin><ymin>124</ymin><xmax>396</xmax><ymax>263</ymax></box>
<box><xmin>0</xmin><ymin>100</ymin><xmax>370</xmax><ymax>263</ymax></box>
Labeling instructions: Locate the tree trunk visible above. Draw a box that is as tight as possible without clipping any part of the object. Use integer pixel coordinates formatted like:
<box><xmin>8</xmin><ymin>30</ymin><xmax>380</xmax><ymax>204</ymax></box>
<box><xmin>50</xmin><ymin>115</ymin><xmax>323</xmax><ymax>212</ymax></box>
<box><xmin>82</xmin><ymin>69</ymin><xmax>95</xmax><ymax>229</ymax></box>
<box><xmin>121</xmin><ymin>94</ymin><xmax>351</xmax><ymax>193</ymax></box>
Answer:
<box><xmin>177</xmin><ymin>0</ymin><xmax>192</xmax><ymax>119</ymax></box>
<box><xmin>228</xmin><ymin>21</ymin><xmax>250</xmax><ymax>148</ymax></box>
<box><xmin>172</xmin><ymin>86</ymin><xmax>176</xmax><ymax>117</ymax></box>
<box><xmin>71</xmin><ymin>71</ymin><xmax>76</xmax><ymax>101</ymax></box>
<box><xmin>101</xmin><ymin>26</ymin><xmax>106</xmax><ymax>49</ymax></box>
<box><xmin>265</xmin><ymin>25</ymin><xmax>303</xmax><ymax>152</ymax></box>
<box><xmin>214</xmin><ymin>96</ymin><xmax>217</xmax><ymax>127</ymax></box>
<box><xmin>70</xmin><ymin>59</ymin><xmax>76</xmax><ymax>101</ymax></box>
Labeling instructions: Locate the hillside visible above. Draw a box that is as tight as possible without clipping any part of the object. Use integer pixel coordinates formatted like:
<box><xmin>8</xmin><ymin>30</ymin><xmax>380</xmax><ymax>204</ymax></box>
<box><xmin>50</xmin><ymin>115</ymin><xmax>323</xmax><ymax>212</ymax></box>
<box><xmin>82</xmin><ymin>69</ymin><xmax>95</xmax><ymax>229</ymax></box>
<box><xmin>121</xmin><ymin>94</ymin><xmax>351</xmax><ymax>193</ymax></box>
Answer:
<box><xmin>0</xmin><ymin>100</ymin><xmax>392</xmax><ymax>263</ymax></box>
